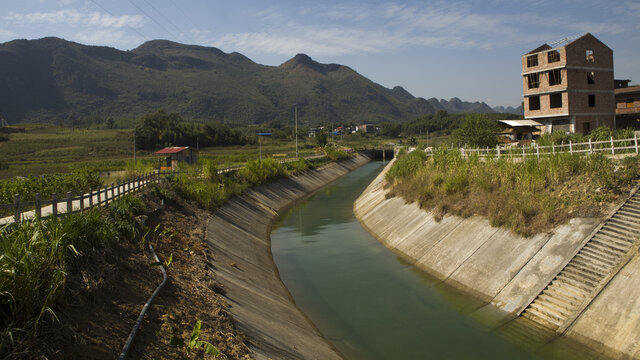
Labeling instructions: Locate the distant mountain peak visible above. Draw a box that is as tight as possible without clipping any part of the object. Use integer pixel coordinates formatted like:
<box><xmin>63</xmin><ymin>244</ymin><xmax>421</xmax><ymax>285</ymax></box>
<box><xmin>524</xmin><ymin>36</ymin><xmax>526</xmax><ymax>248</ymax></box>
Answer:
<box><xmin>281</xmin><ymin>53</ymin><xmax>342</xmax><ymax>74</ymax></box>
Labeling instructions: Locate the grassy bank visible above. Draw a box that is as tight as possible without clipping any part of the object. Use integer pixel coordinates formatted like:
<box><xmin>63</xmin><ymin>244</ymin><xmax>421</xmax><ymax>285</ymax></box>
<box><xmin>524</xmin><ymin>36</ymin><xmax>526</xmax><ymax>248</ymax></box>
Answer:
<box><xmin>0</xmin><ymin>194</ymin><xmax>145</xmax><ymax>352</ymax></box>
<box><xmin>386</xmin><ymin>149</ymin><xmax>640</xmax><ymax>236</ymax></box>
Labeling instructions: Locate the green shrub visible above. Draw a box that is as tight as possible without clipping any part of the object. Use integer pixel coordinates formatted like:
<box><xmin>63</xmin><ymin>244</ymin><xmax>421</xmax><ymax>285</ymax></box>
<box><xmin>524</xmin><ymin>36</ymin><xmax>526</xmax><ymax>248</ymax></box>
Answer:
<box><xmin>386</xmin><ymin>150</ymin><xmax>427</xmax><ymax>182</ymax></box>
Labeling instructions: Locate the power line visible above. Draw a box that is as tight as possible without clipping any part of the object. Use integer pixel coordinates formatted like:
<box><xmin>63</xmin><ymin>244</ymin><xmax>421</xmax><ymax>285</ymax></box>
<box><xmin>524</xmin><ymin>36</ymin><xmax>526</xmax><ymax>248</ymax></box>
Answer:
<box><xmin>126</xmin><ymin>0</ymin><xmax>183</xmax><ymax>43</ymax></box>
<box><xmin>88</xmin><ymin>0</ymin><xmax>148</xmax><ymax>42</ymax></box>
<box><xmin>141</xmin><ymin>0</ymin><xmax>191</xmax><ymax>43</ymax></box>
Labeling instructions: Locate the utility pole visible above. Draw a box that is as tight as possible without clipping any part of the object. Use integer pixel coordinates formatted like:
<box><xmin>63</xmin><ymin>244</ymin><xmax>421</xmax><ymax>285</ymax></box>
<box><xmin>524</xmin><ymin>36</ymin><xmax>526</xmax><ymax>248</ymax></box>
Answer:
<box><xmin>295</xmin><ymin>106</ymin><xmax>298</xmax><ymax>158</ymax></box>
<box><xmin>133</xmin><ymin>128</ymin><xmax>136</xmax><ymax>164</ymax></box>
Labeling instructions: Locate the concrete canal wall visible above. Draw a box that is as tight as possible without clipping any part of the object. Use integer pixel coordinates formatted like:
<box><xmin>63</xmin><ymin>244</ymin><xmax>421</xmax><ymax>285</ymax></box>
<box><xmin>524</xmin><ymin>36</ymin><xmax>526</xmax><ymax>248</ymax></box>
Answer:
<box><xmin>204</xmin><ymin>155</ymin><xmax>370</xmax><ymax>360</ymax></box>
<box><xmin>354</xmin><ymin>157</ymin><xmax>640</xmax><ymax>359</ymax></box>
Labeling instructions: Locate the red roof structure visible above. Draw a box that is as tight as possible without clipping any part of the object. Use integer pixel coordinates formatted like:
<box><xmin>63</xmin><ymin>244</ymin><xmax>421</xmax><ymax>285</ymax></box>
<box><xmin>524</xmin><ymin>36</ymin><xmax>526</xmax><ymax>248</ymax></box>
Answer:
<box><xmin>155</xmin><ymin>147</ymin><xmax>189</xmax><ymax>154</ymax></box>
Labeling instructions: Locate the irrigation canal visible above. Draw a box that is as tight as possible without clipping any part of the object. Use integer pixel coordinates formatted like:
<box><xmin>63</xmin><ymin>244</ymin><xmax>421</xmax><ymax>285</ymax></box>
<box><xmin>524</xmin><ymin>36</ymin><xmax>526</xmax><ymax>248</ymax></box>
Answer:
<box><xmin>270</xmin><ymin>161</ymin><xmax>588</xmax><ymax>360</ymax></box>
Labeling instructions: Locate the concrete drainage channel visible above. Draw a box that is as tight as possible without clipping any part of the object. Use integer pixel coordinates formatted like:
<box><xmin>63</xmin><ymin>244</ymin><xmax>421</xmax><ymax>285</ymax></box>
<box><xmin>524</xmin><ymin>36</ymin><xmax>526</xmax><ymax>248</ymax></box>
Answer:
<box><xmin>203</xmin><ymin>155</ymin><xmax>371</xmax><ymax>359</ymax></box>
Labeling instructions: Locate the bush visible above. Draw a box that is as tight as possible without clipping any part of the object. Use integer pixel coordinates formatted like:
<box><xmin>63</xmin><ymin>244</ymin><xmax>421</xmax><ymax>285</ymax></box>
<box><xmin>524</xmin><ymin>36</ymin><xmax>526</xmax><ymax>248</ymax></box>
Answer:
<box><xmin>451</xmin><ymin>114</ymin><xmax>500</xmax><ymax>148</ymax></box>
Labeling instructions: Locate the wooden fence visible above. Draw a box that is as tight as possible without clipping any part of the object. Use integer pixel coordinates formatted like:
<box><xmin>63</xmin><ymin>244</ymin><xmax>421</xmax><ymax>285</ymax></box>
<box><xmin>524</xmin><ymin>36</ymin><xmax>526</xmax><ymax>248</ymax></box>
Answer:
<box><xmin>427</xmin><ymin>135</ymin><xmax>640</xmax><ymax>160</ymax></box>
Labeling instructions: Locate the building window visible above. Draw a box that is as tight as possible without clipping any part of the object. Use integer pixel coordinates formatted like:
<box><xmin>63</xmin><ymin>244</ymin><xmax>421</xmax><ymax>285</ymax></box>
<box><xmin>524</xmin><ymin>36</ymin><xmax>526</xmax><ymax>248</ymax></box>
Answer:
<box><xmin>547</xmin><ymin>50</ymin><xmax>560</xmax><ymax>63</ymax></box>
<box><xmin>583</xmin><ymin>122</ymin><xmax>591</xmax><ymax>133</ymax></box>
<box><xmin>550</xmin><ymin>93</ymin><xmax>563</xmax><ymax>108</ymax></box>
<box><xmin>527</xmin><ymin>73</ymin><xmax>540</xmax><ymax>88</ymax></box>
<box><xmin>527</xmin><ymin>54</ymin><xmax>538</xmax><ymax>67</ymax></box>
<box><xmin>587</xmin><ymin>72</ymin><xmax>595</xmax><ymax>84</ymax></box>
<box><xmin>588</xmin><ymin>94</ymin><xmax>596</xmax><ymax>107</ymax></box>
<box><xmin>529</xmin><ymin>96</ymin><xmax>540</xmax><ymax>111</ymax></box>
<box><xmin>548</xmin><ymin>69</ymin><xmax>562</xmax><ymax>86</ymax></box>
<box><xmin>627</xmin><ymin>98</ymin><xmax>635</xmax><ymax>108</ymax></box>
<box><xmin>586</xmin><ymin>49</ymin><xmax>594</xmax><ymax>62</ymax></box>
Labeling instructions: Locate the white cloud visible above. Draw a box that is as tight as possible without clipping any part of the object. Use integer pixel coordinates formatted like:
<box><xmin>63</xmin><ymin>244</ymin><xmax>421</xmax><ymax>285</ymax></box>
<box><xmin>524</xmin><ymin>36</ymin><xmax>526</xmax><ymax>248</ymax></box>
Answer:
<box><xmin>72</xmin><ymin>28</ymin><xmax>142</xmax><ymax>48</ymax></box>
<box><xmin>4</xmin><ymin>9</ymin><xmax>146</xmax><ymax>29</ymax></box>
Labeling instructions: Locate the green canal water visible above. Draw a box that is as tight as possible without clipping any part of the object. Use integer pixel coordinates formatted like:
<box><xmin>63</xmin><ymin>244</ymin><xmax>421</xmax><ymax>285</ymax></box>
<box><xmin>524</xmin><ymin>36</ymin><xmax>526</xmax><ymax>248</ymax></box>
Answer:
<box><xmin>271</xmin><ymin>161</ymin><xmax>590</xmax><ymax>360</ymax></box>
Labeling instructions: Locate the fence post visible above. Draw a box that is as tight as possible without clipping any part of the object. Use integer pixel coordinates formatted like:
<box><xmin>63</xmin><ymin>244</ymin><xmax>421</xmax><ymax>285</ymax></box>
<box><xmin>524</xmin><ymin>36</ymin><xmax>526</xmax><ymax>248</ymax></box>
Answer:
<box><xmin>635</xmin><ymin>133</ymin><xmax>639</xmax><ymax>154</ymax></box>
<box><xmin>89</xmin><ymin>189</ymin><xmax>93</xmax><ymax>208</ymax></box>
<box><xmin>80</xmin><ymin>192</ymin><xmax>85</xmax><ymax>213</ymax></box>
<box><xmin>569</xmin><ymin>141</ymin><xmax>572</xmax><ymax>154</ymax></box>
<box><xmin>552</xmin><ymin>143</ymin><xmax>555</xmax><ymax>155</ymax></box>
<box><xmin>104</xmin><ymin>186</ymin><xmax>109</xmax><ymax>205</ymax></box>
<box><xmin>97</xmin><ymin>187</ymin><xmax>101</xmax><ymax>205</ymax></box>
<box><xmin>497</xmin><ymin>145</ymin><xmax>500</xmax><ymax>158</ymax></box>
<box><xmin>536</xmin><ymin>144</ymin><xmax>540</xmax><ymax>159</ymax></box>
<box><xmin>52</xmin><ymin>192</ymin><xmax>57</xmax><ymax>217</ymax></box>
<box><xmin>589</xmin><ymin>138</ymin><xmax>592</xmax><ymax>154</ymax></box>
<box><xmin>66</xmin><ymin>192</ymin><xmax>72</xmax><ymax>215</ymax></box>
<box><xmin>522</xmin><ymin>144</ymin><xmax>525</xmax><ymax>159</ymax></box>
<box><xmin>13</xmin><ymin>194</ymin><xmax>20</xmax><ymax>223</ymax></box>
<box><xmin>35</xmin><ymin>193</ymin><xmax>41</xmax><ymax>218</ymax></box>
<box><xmin>611</xmin><ymin>136</ymin><xmax>615</xmax><ymax>155</ymax></box>
<box><xmin>117</xmin><ymin>181</ymin><xmax>121</xmax><ymax>198</ymax></box>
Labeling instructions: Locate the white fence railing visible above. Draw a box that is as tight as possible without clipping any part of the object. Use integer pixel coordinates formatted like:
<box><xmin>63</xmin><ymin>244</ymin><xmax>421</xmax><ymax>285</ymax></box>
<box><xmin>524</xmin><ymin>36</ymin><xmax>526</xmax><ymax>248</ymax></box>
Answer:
<box><xmin>426</xmin><ymin>135</ymin><xmax>640</xmax><ymax>160</ymax></box>
<box><xmin>0</xmin><ymin>154</ymin><xmax>329</xmax><ymax>225</ymax></box>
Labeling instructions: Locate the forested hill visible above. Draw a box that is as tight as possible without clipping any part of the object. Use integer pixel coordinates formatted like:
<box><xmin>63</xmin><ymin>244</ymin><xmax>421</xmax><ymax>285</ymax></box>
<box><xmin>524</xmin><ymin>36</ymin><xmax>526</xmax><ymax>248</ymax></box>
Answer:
<box><xmin>0</xmin><ymin>37</ymin><xmax>498</xmax><ymax>125</ymax></box>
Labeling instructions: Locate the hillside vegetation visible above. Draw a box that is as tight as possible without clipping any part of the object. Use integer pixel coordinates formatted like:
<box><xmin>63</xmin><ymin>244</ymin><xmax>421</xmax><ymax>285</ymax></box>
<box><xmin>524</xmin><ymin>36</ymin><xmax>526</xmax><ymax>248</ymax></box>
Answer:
<box><xmin>386</xmin><ymin>149</ymin><xmax>640</xmax><ymax>236</ymax></box>
<box><xmin>0</xmin><ymin>37</ymin><xmax>500</xmax><ymax>126</ymax></box>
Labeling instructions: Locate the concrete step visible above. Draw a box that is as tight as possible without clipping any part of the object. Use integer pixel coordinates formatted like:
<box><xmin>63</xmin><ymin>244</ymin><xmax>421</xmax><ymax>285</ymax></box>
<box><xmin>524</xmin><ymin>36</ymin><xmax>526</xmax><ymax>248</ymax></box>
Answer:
<box><xmin>586</xmin><ymin>241</ymin><xmax>626</xmax><ymax>258</ymax></box>
<box><xmin>529</xmin><ymin>300</ymin><xmax>572</xmax><ymax>322</ymax></box>
<box><xmin>608</xmin><ymin>216</ymin><xmax>640</xmax><ymax>230</ymax></box>
<box><xmin>624</xmin><ymin>201</ymin><xmax>640</xmax><ymax>212</ymax></box>
<box><xmin>596</xmin><ymin>228</ymin><xmax>633</xmax><ymax>243</ymax></box>
<box><xmin>536</xmin><ymin>292</ymin><xmax>578</xmax><ymax>312</ymax></box>
<box><xmin>593</xmin><ymin>232</ymin><xmax>634</xmax><ymax>249</ymax></box>
<box><xmin>618</xmin><ymin>208</ymin><xmax>640</xmax><ymax>218</ymax></box>
<box><xmin>612</xmin><ymin>212</ymin><xmax>639</xmax><ymax>224</ymax></box>
<box><xmin>590</xmin><ymin>237</ymin><xmax>631</xmax><ymax>254</ymax></box>
<box><xmin>578</xmin><ymin>247</ymin><xmax>618</xmax><ymax>266</ymax></box>
<box><xmin>555</xmin><ymin>273</ymin><xmax>595</xmax><ymax>291</ymax></box>
<box><xmin>563</xmin><ymin>264</ymin><xmax>604</xmax><ymax>283</ymax></box>
<box><xmin>601</xmin><ymin>224</ymin><xmax>638</xmax><ymax>241</ymax></box>
<box><xmin>551</xmin><ymin>278</ymin><xmax>590</xmax><ymax>298</ymax></box>
<box><xmin>522</xmin><ymin>307</ymin><xmax>562</xmax><ymax>329</ymax></box>
<box><xmin>544</xmin><ymin>286</ymin><xmax>587</xmax><ymax>306</ymax></box>
<box><xmin>569</xmin><ymin>258</ymin><xmax>609</xmax><ymax>277</ymax></box>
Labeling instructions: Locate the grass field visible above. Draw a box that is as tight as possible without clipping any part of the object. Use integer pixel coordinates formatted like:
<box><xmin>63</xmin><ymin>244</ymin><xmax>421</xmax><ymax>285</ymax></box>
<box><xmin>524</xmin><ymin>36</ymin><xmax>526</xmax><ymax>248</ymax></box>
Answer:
<box><xmin>0</xmin><ymin>125</ymin><xmax>411</xmax><ymax>180</ymax></box>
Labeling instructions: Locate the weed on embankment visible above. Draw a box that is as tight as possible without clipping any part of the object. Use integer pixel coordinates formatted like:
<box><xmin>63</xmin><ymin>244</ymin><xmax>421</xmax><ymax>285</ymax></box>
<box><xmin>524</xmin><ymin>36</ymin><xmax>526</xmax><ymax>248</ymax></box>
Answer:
<box><xmin>169</xmin><ymin>157</ymin><xmax>317</xmax><ymax>210</ymax></box>
<box><xmin>0</xmin><ymin>195</ymin><xmax>145</xmax><ymax>354</ymax></box>
<box><xmin>386</xmin><ymin>149</ymin><xmax>640</xmax><ymax>237</ymax></box>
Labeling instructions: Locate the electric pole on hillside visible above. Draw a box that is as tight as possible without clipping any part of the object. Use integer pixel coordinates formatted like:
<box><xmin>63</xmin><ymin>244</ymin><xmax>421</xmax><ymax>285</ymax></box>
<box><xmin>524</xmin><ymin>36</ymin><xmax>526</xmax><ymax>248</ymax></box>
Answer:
<box><xmin>133</xmin><ymin>128</ymin><xmax>136</xmax><ymax>164</ymax></box>
<box><xmin>295</xmin><ymin>106</ymin><xmax>298</xmax><ymax>158</ymax></box>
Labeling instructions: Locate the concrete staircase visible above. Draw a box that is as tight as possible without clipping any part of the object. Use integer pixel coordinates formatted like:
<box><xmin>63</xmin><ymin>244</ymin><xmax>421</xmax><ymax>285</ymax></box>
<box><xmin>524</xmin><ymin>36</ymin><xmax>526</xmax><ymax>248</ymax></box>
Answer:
<box><xmin>520</xmin><ymin>190</ymin><xmax>640</xmax><ymax>332</ymax></box>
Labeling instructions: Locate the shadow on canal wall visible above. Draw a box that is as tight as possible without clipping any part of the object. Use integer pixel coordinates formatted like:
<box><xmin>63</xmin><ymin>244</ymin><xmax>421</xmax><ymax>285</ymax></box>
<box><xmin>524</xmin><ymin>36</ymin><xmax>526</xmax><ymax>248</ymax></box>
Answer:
<box><xmin>354</xmin><ymin>157</ymin><xmax>640</xmax><ymax>359</ymax></box>
<box><xmin>204</xmin><ymin>154</ymin><xmax>371</xmax><ymax>360</ymax></box>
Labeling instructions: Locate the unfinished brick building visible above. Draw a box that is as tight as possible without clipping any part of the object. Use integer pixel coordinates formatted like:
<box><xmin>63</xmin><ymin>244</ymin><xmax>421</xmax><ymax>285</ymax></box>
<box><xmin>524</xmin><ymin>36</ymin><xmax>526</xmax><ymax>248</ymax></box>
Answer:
<box><xmin>522</xmin><ymin>33</ymin><xmax>615</xmax><ymax>134</ymax></box>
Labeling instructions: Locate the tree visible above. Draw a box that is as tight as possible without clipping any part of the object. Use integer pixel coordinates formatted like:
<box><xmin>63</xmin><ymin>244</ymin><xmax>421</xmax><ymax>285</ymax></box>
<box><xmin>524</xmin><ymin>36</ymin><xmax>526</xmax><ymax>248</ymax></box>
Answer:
<box><xmin>451</xmin><ymin>115</ymin><xmax>500</xmax><ymax>148</ymax></box>
<box><xmin>316</xmin><ymin>130</ymin><xmax>328</xmax><ymax>147</ymax></box>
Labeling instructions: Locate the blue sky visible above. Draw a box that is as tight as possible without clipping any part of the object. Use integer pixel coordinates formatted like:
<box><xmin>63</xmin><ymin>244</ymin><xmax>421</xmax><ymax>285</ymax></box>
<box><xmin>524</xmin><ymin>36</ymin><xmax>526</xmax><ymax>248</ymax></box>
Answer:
<box><xmin>1</xmin><ymin>0</ymin><xmax>639</xmax><ymax>108</ymax></box>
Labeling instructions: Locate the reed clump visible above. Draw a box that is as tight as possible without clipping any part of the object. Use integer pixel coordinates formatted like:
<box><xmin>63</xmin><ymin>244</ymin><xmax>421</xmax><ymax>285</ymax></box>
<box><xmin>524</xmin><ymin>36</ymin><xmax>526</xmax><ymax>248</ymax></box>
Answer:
<box><xmin>386</xmin><ymin>148</ymin><xmax>640</xmax><ymax>236</ymax></box>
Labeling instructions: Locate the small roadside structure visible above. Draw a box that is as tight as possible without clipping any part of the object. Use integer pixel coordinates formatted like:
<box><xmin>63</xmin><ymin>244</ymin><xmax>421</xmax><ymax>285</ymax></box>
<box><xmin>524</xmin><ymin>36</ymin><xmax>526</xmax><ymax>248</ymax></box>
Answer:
<box><xmin>155</xmin><ymin>146</ymin><xmax>198</xmax><ymax>170</ymax></box>
<box><xmin>497</xmin><ymin>119</ymin><xmax>542</xmax><ymax>143</ymax></box>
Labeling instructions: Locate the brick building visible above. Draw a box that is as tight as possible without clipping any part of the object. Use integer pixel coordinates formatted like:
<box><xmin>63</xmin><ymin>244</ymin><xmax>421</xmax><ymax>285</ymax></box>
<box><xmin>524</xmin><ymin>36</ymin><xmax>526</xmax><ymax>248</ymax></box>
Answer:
<box><xmin>614</xmin><ymin>81</ymin><xmax>640</xmax><ymax>129</ymax></box>
<box><xmin>522</xmin><ymin>33</ymin><xmax>615</xmax><ymax>134</ymax></box>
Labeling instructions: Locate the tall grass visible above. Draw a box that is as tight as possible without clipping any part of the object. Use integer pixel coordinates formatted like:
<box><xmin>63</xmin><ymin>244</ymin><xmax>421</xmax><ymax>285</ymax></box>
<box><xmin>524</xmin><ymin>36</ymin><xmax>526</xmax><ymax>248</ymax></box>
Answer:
<box><xmin>387</xmin><ymin>148</ymin><xmax>640</xmax><ymax>236</ymax></box>
<box><xmin>0</xmin><ymin>168</ymin><xmax>102</xmax><ymax>205</ymax></box>
<box><xmin>0</xmin><ymin>194</ymin><xmax>145</xmax><ymax>352</ymax></box>
<box><xmin>170</xmin><ymin>157</ymin><xmax>314</xmax><ymax>210</ymax></box>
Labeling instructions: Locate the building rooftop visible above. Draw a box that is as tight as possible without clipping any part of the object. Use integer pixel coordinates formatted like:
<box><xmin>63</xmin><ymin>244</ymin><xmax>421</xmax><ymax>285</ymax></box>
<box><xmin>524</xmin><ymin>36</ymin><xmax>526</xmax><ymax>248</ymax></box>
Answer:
<box><xmin>615</xmin><ymin>85</ymin><xmax>640</xmax><ymax>95</ymax></box>
<box><xmin>155</xmin><ymin>146</ymin><xmax>191</xmax><ymax>154</ymax></box>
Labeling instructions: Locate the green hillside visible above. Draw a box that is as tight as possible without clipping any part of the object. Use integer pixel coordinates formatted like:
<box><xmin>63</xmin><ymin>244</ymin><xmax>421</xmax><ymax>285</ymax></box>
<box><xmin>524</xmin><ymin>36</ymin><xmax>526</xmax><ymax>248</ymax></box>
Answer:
<box><xmin>0</xmin><ymin>37</ymin><xmax>497</xmax><ymax>126</ymax></box>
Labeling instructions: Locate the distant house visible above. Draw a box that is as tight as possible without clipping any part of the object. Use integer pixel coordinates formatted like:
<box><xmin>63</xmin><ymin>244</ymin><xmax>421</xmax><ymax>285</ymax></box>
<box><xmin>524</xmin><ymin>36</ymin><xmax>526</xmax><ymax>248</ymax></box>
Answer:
<box><xmin>155</xmin><ymin>147</ymin><xmax>198</xmax><ymax>170</ymax></box>
<box><xmin>522</xmin><ymin>33</ymin><xmax>615</xmax><ymax>134</ymax></box>
<box><xmin>497</xmin><ymin>119</ymin><xmax>542</xmax><ymax>143</ymax></box>
<box><xmin>358</xmin><ymin>124</ymin><xmax>377</xmax><ymax>134</ymax></box>
<box><xmin>614</xmin><ymin>81</ymin><xmax>640</xmax><ymax>129</ymax></box>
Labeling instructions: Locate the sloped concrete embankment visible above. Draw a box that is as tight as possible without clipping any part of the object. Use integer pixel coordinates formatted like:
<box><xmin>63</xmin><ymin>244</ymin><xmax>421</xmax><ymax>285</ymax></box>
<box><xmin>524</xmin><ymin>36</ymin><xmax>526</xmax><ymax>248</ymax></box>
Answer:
<box><xmin>205</xmin><ymin>155</ymin><xmax>370</xmax><ymax>360</ymax></box>
<box><xmin>355</xmin><ymin>158</ymin><xmax>640</xmax><ymax>358</ymax></box>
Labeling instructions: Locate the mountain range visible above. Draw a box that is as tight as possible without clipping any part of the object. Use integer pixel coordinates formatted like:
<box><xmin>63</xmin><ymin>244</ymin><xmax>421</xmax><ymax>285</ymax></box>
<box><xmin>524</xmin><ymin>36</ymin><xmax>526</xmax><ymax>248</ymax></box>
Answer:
<box><xmin>0</xmin><ymin>37</ymin><xmax>520</xmax><ymax>125</ymax></box>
